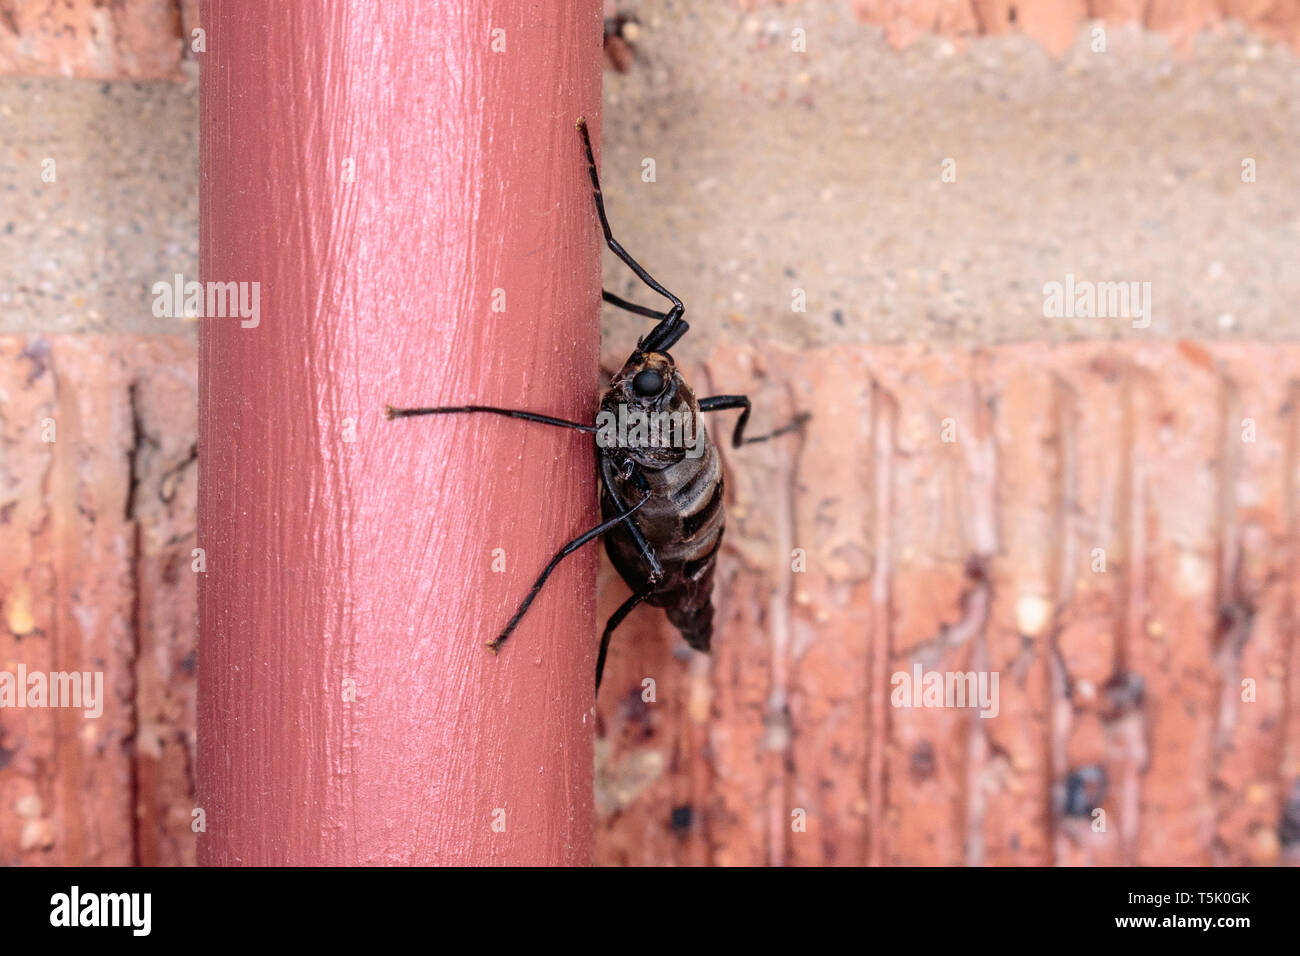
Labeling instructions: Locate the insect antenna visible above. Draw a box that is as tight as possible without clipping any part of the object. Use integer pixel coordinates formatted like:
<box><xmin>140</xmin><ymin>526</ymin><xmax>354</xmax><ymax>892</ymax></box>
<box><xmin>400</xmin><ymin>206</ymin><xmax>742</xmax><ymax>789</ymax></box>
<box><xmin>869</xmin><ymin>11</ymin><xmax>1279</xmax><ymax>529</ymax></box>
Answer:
<box><xmin>384</xmin><ymin>404</ymin><xmax>595</xmax><ymax>433</ymax></box>
<box><xmin>578</xmin><ymin>116</ymin><xmax>688</xmax><ymax>352</ymax></box>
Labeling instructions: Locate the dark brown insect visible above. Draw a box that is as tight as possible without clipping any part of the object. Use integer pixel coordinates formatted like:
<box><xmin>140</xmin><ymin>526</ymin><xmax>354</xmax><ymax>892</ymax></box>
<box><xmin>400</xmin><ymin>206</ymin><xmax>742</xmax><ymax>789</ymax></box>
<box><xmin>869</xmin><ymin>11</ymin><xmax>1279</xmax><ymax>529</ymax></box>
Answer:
<box><xmin>386</xmin><ymin>118</ymin><xmax>807</xmax><ymax>695</ymax></box>
<box><xmin>603</xmin><ymin>12</ymin><xmax>639</xmax><ymax>73</ymax></box>
<box><xmin>1063</xmin><ymin>765</ymin><xmax>1107</xmax><ymax>818</ymax></box>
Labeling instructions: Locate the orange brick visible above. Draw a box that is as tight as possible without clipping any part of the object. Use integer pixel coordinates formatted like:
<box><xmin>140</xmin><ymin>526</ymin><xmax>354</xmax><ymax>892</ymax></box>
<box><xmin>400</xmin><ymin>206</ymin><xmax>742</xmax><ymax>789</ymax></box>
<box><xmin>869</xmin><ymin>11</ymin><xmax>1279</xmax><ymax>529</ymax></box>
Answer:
<box><xmin>0</xmin><ymin>335</ymin><xmax>195</xmax><ymax>865</ymax></box>
<box><xmin>0</xmin><ymin>0</ymin><xmax>182</xmax><ymax>79</ymax></box>
<box><xmin>595</xmin><ymin>341</ymin><xmax>1300</xmax><ymax>867</ymax></box>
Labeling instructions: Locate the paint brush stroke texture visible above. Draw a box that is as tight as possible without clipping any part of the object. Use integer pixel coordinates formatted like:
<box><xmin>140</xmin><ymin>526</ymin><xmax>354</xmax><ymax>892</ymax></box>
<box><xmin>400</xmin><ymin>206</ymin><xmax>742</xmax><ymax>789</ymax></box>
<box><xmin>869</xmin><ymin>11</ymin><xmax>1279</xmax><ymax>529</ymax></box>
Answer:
<box><xmin>199</xmin><ymin>0</ymin><xmax>603</xmax><ymax>865</ymax></box>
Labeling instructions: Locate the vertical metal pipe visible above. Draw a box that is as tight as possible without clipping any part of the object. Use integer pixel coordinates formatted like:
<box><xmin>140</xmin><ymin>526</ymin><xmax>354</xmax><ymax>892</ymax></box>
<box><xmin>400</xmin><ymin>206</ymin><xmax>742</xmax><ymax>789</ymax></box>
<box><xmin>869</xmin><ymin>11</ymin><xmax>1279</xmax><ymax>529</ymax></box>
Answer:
<box><xmin>199</xmin><ymin>0</ymin><xmax>602</xmax><ymax>865</ymax></box>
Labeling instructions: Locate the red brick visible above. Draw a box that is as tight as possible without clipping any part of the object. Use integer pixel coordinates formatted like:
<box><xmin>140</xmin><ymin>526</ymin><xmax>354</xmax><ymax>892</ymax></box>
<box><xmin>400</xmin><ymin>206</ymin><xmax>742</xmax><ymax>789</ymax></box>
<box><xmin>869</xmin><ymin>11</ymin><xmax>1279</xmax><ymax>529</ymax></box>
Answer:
<box><xmin>0</xmin><ymin>0</ymin><xmax>182</xmax><ymax>79</ymax></box>
<box><xmin>5</xmin><ymin>336</ymin><xmax>1298</xmax><ymax>867</ymax></box>
<box><xmin>594</xmin><ymin>341</ymin><xmax>1300</xmax><ymax>867</ymax></box>
<box><xmin>851</xmin><ymin>1</ymin><xmax>980</xmax><ymax>48</ymax></box>
<box><xmin>0</xmin><ymin>335</ymin><xmax>195</xmax><ymax>865</ymax></box>
<box><xmin>1089</xmin><ymin>0</ymin><xmax>1147</xmax><ymax>21</ymax></box>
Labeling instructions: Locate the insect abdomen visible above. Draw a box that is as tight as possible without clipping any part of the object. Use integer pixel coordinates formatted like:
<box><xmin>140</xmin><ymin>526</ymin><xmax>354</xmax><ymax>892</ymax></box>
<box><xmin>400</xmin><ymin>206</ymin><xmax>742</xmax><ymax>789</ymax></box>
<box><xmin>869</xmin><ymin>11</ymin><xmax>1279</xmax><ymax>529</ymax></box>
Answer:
<box><xmin>601</xmin><ymin>422</ymin><xmax>725</xmax><ymax>652</ymax></box>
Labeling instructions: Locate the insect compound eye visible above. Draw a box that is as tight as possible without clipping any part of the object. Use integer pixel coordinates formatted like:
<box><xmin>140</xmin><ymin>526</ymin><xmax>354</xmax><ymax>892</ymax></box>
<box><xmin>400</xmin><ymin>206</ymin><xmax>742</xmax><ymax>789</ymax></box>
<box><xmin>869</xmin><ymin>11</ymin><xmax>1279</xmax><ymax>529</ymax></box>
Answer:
<box><xmin>632</xmin><ymin>369</ymin><xmax>665</xmax><ymax>398</ymax></box>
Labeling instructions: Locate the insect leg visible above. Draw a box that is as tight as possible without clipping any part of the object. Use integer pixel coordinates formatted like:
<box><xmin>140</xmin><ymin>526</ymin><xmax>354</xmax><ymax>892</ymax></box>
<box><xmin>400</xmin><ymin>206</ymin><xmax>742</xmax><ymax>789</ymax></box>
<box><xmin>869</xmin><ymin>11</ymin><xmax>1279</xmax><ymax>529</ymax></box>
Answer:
<box><xmin>487</xmin><ymin>492</ymin><xmax>651</xmax><ymax>654</ymax></box>
<box><xmin>602</xmin><ymin>289</ymin><xmax>665</xmax><ymax>320</ymax></box>
<box><xmin>576</xmin><ymin>117</ymin><xmax>685</xmax><ymax>351</ymax></box>
<box><xmin>600</xmin><ymin>291</ymin><xmax>695</xmax><ymax>348</ymax></box>
<box><xmin>596</xmin><ymin>589</ymin><xmax>651</xmax><ymax>696</ymax></box>
<box><xmin>600</xmin><ymin>456</ymin><xmax>663</xmax><ymax>584</ymax></box>
<box><xmin>385</xmin><ymin>404</ymin><xmax>595</xmax><ymax>433</ymax></box>
<box><xmin>651</xmin><ymin>320</ymin><xmax>690</xmax><ymax>352</ymax></box>
<box><xmin>698</xmin><ymin>395</ymin><xmax>811</xmax><ymax>447</ymax></box>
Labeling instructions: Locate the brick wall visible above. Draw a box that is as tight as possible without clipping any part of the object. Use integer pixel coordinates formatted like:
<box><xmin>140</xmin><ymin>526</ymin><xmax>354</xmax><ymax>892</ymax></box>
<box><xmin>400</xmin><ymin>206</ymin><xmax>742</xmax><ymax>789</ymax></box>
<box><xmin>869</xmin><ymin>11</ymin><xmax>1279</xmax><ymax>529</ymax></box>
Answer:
<box><xmin>0</xmin><ymin>337</ymin><xmax>196</xmax><ymax>866</ymax></box>
<box><xmin>596</xmin><ymin>342</ymin><xmax>1300</xmax><ymax>865</ymax></box>
<box><xmin>3</xmin><ymin>2</ymin><xmax>1299</xmax><ymax>865</ymax></box>
<box><xmin>6</xmin><ymin>336</ymin><xmax>1296</xmax><ymax>865</ymax></box>
<box><xmin>7</xmin><ymin>1</ymin><xmax>1300</xmax><ymax>77</ymax></box>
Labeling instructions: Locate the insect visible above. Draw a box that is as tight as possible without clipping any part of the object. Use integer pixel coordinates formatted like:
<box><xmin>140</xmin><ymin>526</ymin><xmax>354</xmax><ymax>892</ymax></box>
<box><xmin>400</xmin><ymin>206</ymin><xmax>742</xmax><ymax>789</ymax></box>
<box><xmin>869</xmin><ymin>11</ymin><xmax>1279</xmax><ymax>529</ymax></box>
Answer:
<box><xmin>1063</xmin><ymin>765</ymin><xmax>1107</xmax><ymax>818</ymax></box>
<box><xmin>386</xmin><ymin>118</ymin><xmax>807</xmax><ymax>695</ymax></box>
<box><xmin>603</xmin><ymin>12</ymin><xmax>639</xmax><ymax>73</ymax></box>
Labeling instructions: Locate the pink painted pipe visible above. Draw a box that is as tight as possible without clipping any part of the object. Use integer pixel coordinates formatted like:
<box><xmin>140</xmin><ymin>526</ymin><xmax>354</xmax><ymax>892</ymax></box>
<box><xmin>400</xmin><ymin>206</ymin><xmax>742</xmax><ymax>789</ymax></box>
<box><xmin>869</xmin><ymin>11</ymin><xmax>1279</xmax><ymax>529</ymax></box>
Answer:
<box><xmin>198</xmin><ymin>1</ymin><xmax>602</xmax><ymax>864</ymax></box>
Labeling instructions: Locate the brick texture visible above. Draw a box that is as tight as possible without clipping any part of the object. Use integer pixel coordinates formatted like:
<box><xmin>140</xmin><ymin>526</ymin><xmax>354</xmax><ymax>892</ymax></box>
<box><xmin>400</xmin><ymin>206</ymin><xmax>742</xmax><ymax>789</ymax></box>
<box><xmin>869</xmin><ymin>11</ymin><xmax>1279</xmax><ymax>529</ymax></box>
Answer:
<box><xmin>0</xmin><ymin>0</ymin><xmax>187</xmax><ymax>80</ymax></box>
<box><xmin>3</xmin><ymin>336</ymin><xmax>1298</xmax><ymax>866</ymax></box>
<box><xmin>593</xmin><ymin>340</ymin><xmax>1300</xmax><ymax>866</ymax></box>
<box><xmin>844</xmin><ymin>0</ymin><xmax>1300</xmax><ymax>54</ymax></box>
<box><xmin>0</xmin><ymin>335</ymin><xmax>196</xmax><ymax>866</ymax></box>
<box><xmin>4</xmin><ymin>1</ymin><xmax>1300</xmax><ymax>78</ymax></box>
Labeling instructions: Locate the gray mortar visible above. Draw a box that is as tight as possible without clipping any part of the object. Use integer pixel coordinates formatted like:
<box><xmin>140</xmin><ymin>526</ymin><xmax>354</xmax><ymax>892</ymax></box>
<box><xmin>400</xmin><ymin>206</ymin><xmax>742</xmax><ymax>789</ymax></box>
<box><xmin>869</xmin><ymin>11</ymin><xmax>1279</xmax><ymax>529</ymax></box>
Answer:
<box><xmin>2</xmin><ymin>3</ymin><xmax>1297</xmax><ymax>368</ymax></box>
<box><xmin>598</xmin><ymin>1</ymin><xmax>1300</xmax><ymax>366</ymax></box>
<box><xmin>2</xmin><ymin>75</ymin><xmax>198</xmax><ymax>337</ymax></box>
